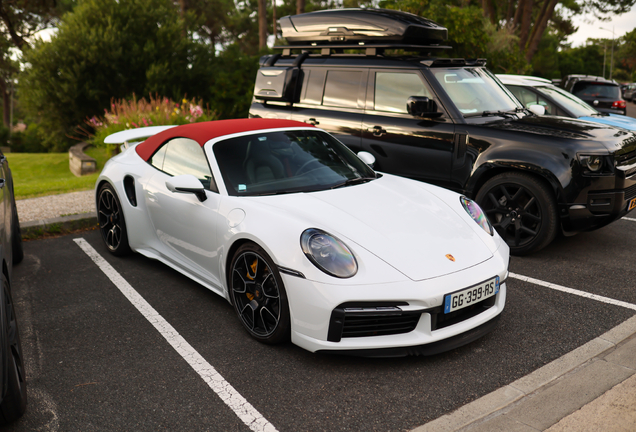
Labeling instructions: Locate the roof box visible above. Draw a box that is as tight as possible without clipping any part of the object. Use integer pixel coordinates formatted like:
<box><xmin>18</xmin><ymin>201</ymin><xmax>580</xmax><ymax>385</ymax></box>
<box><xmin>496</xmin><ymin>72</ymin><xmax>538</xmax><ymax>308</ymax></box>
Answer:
<box><xmin>280</xmin><ymin>8</ymin><xmax>447</xmax><ymax>46</ymax></box>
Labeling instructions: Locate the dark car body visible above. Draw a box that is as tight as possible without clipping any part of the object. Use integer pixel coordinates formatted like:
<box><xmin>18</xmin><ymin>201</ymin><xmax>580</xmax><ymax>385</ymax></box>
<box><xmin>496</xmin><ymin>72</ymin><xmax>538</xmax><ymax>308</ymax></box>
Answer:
<box><xmin>0</xmin><ymin>151</ymin><xmax>26</xmax><ymax>425</ymax></box>
<box><xmin>624</xmin><ymin>83</ymin><xmax>636</xmax><ymax>103</ymax></box>
<box><xmin>562</xmin><ymin>75</ymin><xmax>626</xmax><ymax>115</ymax></box>
<box><xmin>250</xmin><ymin>9</ymin><xmax>636</xmax><ymax>255</ymax></box>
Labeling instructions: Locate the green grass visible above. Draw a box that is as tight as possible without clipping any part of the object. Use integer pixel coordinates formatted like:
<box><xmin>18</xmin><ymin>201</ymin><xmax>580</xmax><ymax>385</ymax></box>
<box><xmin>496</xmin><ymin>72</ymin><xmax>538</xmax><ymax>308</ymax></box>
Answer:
<box><xmin>7</xmin><ymin>146</ymin><xmax>112</xmax><ymax>199</ymax></box>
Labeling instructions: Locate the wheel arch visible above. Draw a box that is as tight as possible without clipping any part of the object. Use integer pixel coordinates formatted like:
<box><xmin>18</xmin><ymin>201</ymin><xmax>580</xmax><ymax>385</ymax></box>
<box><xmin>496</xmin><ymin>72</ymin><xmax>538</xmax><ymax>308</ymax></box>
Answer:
<box><xmin>467</xmin><ymin>162</ymin><xmax>566</xmax><ymax>207</ymax></box>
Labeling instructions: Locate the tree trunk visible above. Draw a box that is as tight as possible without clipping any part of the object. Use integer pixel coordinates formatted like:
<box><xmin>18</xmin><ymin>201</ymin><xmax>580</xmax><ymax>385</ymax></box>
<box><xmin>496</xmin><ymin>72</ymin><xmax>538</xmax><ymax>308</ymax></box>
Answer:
<box><xmin>518</xmin><ymin>0</ymin><xmax>533</xmax><ymax>49</ymax></box>
<box><xmin>258</xmin><ymin>0</ymin><xmax>267</xmax><ymax>49</ymax></box>
<box><xmin>297</xmin><ymin>0</ymin><xmax>305</xmax><ymax>15</ymax></box>
<box><xmin>0</xmin><ymin>79</ymin><xmax>9</xmax><ymax>128</ymax></box>
<box><xmin>272</xmin><ymin>0</ymin><xmax>277</xmax><ymax>40</ymax></box>
<box><xmin>481</xmin><ymin>0</ymin><xmax>496</xmax><ymax>25</ymax></box>
<box><xmin>506</xmin><ymin>0</ymin><xmax>515</xmax><ymax>23</ymax></box>
<box><xmin>513</xmin><ymin>0</ymin><xmax>524</xmax><ymax>29</ymax></box>
<box><xmin>525</xmin><ymin>0</ymin><xmax>558</xmax><ymax>62</ymax></box>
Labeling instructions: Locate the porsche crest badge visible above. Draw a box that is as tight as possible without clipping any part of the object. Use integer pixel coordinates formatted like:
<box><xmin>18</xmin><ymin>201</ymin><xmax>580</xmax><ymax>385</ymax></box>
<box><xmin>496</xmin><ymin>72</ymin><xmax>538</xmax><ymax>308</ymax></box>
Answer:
<box><xmin>445</xmin><ymin>254</ymin><xmax>456</xmax><ymax>262</ymax></box>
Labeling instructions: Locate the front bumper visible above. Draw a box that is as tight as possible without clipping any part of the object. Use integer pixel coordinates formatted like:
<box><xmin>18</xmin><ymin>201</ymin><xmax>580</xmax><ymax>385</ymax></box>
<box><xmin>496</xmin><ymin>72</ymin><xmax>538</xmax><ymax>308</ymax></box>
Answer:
<box><xmin>282</xmin><ymin>250</ymin><xmax>508</xmax><ymax>355</ymax></box>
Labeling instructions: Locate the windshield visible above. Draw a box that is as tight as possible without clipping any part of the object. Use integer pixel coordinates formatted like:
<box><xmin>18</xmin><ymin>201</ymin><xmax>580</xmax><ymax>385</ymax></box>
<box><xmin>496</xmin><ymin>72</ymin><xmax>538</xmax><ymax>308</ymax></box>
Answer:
<box><xmin>431</xmin><ymin>68</ymin><xmax>520</xmax><ymax>116</ymax></box>
<box><xmin>213</xmin><ymin>130</ymin><xmax>377</xmax><ymax>197</ymax></box>
<box><xmin>535</xmin><ymin>85</ymin><xmax>598</xmax><ymax>117</ymax></box>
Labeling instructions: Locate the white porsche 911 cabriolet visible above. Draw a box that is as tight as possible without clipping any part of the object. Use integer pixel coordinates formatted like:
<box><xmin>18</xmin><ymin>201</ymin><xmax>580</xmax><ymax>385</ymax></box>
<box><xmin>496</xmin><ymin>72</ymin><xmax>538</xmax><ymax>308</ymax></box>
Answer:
<box><xmin>96</xmin><ymin>119</ymin><xmax>509</xmax><ymax>357</ymax></box>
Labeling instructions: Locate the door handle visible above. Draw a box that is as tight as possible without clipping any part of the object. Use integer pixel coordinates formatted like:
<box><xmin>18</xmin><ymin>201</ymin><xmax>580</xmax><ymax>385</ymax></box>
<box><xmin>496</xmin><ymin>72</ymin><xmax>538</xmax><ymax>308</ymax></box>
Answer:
<box><xmin>306</xmin><ymin>118</ymin><xmax>319</xmax><ymax>126</ymax></box>
<box><xmin>369</xmin><ymin>126</ymin><xmax>386</xmax><ymax>137</ymax></box>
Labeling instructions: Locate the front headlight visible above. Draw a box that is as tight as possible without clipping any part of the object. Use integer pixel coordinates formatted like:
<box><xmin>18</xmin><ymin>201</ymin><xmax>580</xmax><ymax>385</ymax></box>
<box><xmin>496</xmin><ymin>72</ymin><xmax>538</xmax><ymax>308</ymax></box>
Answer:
<box><xmin>460</xmin><ymin>196</ymin><xmax>493</xmax><ymax>236</ymax></box>
<box><xmin>300</xmin><ymin>228</ymin><xmax>357</xmax><ymax>278</ymax></box>
<box><xmin>578</xmin><ymin>154</ymin><xmax>613</xmax><ymax>174</ymax></box>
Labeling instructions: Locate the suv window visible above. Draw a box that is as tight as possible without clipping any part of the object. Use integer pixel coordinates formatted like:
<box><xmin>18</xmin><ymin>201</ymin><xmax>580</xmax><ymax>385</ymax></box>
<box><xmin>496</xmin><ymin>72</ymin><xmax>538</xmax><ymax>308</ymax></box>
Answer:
<box><xmin>150</xmin><ymin>137</ymin><xmax>215</xmax><ymax>190</ymax></box>
<box><xmin>572</xmin><ymin>83</ymin><xmax>620</xmax><ymax>99</ymax></box>
<box><xmin>374</xmin><ymin>72</ymin><xmax>430</xmax><ymax>113</ymax></box>
<box><xmin>323</xmin><ymin>70</ymin><xmax>363</xmax><ymax>108</ymax></box>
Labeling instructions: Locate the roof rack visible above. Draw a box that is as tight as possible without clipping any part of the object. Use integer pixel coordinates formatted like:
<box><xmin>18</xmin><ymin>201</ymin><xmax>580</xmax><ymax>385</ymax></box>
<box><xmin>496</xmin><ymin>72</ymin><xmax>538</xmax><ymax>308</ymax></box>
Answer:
<box><xmin>420</xmin><ymin>58</ymin><xmax>487</xmax><ymax>67</ymax></box>
<box><xmin>274</xmin><ymin>43</ymin><xmax>452</xmax><ymax>57</ymax></box>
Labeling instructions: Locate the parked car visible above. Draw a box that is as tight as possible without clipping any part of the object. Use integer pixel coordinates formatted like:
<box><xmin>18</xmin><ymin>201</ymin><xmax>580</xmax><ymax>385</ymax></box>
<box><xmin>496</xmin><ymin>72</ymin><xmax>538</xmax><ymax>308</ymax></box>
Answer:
<box><xmin>97</xmin><ymin>119</ymin><xmax>509</xmax><ymax>357</ymax></box>
<box><xmin>561</xmin><ymin>75</ymin><xmax>626</xmax><ymax>115</ymax></box>
<box><xmin>624</xmin><ymin>83</ymin><xmax>636</xmax><ymax>103</ymax></box>
<box><xmin>250</xmin><ymin>8</ymin><xmax>636</xmax><ymax>255</ymax></box>
<box><xmin>498</xmin><ymin>74</ymin><xmax>636</xmax><ymax>131</ymax></box>
<box><xmin>0</xmin><ymin>151</ymin><xmax>26</xmax><ymax>425</ymax></box>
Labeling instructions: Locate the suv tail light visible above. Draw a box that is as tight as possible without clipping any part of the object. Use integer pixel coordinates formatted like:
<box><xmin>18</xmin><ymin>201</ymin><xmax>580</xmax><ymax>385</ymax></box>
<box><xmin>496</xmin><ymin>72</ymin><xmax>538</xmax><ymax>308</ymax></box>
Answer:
<box><xmin>613</xmin><ymin>100</ymin><xmax>627</xmax><ymax>109</ymax></box>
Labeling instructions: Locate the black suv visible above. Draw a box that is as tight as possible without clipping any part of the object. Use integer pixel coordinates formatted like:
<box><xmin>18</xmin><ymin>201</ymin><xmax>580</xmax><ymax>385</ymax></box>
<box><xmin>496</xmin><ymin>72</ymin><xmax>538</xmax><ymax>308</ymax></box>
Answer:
<box><xmin>561</xmin><ymin>75</ymin><xmax>627</xmax><ymax>115</ymax></box>
<box><xmin>250</xmin><ymin>9</ymin><xmax>636</xmax><ymax>255</ymax></box>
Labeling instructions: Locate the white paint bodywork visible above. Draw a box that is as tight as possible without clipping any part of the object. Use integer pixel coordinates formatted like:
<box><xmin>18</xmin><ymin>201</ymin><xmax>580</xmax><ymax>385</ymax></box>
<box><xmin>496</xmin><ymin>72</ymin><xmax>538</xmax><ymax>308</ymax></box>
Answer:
<box><xmin>97</xmin><ymin>126</ymin><xmax>510</xmax><ymax>353</ymax></box>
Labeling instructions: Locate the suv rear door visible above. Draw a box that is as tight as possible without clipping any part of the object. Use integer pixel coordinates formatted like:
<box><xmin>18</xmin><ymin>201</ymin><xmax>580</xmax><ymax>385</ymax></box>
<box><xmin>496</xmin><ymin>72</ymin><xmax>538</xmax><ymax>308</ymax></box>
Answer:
<box><xmin>291</xmin><ymin>67</ymin><xmax>367</xmax><ymax>153</ymax></box>
<box><xmin>361</xmin><ymin>69</ymin><xmax>455</xmax><ymax>188</ymax></box>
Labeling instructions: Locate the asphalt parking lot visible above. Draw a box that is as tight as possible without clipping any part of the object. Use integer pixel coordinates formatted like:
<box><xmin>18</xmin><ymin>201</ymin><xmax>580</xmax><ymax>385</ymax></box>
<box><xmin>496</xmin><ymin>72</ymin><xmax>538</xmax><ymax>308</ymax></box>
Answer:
<box><xmin>6</xmin><ymin>212</ymin><xmax>636</xmax><ymax>432</ymax></box>
<box><xmin>7</xmin><ymin>102</ymin><xmax>636</xmax><ymax>431</ymax></box>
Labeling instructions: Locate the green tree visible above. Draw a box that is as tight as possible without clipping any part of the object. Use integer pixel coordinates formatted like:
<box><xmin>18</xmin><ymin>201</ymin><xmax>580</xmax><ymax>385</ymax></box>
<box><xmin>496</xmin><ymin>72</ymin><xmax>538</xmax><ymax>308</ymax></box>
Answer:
<box><xmin>380</xmin><ymin>0</ymin><xmax>529</xmax><ymax>73</ymax></box>
<box><xmin>0</xmin><ymin>0</ymin><xmax>75</xmax><ymax>127</ymax></box>
<box><xmin>19</xmin><ymin>0</ymin><xmax>215</xmax><ymax>150</ymax></box>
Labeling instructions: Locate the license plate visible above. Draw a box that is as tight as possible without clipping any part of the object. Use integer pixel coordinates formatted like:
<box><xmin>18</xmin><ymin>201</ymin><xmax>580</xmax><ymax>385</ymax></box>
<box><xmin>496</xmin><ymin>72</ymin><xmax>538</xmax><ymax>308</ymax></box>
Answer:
<box><xmin>629</xmin><ymin>198</ymin><xmax>636</xmax><ymax>212</ymax></box>
<box><xmin>444</xmin><ymin>276</ymin><xmax>500</xmax><ymax>314</ymax></box>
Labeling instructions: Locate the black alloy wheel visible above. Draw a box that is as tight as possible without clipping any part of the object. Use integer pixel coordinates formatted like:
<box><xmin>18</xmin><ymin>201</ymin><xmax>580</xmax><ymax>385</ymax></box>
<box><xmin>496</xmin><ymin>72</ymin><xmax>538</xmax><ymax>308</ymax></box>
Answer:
<box><xmin>476</xmin><ymin>172</ymin><xmax>558</xmax><ymax>255</ymax></box>
<box><xmin>0</xmin><ymin>274</ymin><xmax>27</xmax><ymax>425</ymax></box>
<box><xmin>230</xmin><ymin>243</ymin><xmax>290</xmax><ymax>344</ymax></box>
<box><xmin>97</xmin><ymin>183</ymin><xmax>131</xmax><ymax>256</ymax></box>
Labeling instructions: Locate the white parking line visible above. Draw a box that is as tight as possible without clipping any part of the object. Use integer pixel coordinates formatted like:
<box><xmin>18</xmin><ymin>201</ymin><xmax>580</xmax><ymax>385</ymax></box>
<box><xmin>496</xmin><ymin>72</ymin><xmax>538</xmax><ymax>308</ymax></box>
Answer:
<box><xmin>509</xmin><ymin>272</ymin><xmax>636</xmax><ymax>311</ymax></box>
<box><xmin>73</xmin><ymin>238</ymin><xmax>278</xmax><ymax>432</ymax></box>
<box><xmin>623</xmin><ymin>217</ymin><xmax>636</xmax><ymax>222</ymax></box>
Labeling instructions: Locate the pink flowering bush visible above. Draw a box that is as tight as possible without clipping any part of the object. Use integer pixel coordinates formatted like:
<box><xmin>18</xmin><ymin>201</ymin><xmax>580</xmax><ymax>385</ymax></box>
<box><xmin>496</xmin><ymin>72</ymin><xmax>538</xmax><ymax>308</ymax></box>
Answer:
<box><xmin>85</xmin><ymin>94</ymin><xmax>216</xmax><ymax>149</ymax></box>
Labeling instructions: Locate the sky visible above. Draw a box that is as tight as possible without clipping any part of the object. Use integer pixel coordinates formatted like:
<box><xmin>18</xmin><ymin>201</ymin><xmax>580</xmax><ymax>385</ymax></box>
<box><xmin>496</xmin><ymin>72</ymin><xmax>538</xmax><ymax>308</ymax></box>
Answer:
<box><xmin>567</xmin><ymin>9</ymin><xmax>636</xmax><ymax>46</ymax></box>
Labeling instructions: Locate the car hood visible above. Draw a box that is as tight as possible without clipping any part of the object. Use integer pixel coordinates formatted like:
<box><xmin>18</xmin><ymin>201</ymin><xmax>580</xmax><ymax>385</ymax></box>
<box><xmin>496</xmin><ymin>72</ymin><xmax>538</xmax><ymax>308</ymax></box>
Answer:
<box><xmin>578</xmin><ymin>114</ymin><xmax>636</xmax><ymax>132</ymax></box>
<box><xmin>484</xmin><ymin>114</ymin><xmax>636</xmax><ymax>152</ymax></box>
<box><xmin>253</xmin><ymin>175</ymin><xmax>493</xmax><ymax>281</ymax></box>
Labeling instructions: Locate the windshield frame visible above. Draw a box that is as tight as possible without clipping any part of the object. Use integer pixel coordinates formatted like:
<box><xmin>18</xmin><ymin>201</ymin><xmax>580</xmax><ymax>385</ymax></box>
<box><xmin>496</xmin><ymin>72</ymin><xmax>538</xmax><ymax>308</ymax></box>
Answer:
<box><xmin>209</xmin><ymin>128</ymin><xmax>377</xmax><ymax>197</ymax></box>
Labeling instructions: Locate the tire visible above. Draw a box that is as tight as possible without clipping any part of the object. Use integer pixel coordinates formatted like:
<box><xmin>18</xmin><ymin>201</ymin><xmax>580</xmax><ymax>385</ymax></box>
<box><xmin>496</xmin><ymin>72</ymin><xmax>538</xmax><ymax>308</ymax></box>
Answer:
<box><xmin>0</xmin><ymin>274</ymin><xmax>27</xmax><ymax>425</ymax></box>
<box><xmin>476</xmin><ymin>172</ymin><xmax>558</xmax><ymax>256</ymax></box>
<box><xmin>229</xmin><ymin>243</ymin><xmax>290</xmax><ymax>344</ymax></box>
<box><xmin>11</xmin><ymin>201</ymin><xmax>23</xmax><ymax>265</ymax></box>
<box><xmin>97</xmin><ymin>183</ymin><xmax>131</xmax><ymax>256</ymax></box>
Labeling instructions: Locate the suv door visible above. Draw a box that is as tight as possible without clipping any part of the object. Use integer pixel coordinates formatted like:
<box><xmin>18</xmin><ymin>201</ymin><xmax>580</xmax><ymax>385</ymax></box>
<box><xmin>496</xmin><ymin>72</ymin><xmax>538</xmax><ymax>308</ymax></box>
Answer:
<box><xmin>361</xmin><ymin>69</ymin><xmax>455</xmax><ymax>188</ymax></box>
<box><xmin>291</xmin><ymin>68</ymin><xmax>367</xmax><ymax>153</ymax></box>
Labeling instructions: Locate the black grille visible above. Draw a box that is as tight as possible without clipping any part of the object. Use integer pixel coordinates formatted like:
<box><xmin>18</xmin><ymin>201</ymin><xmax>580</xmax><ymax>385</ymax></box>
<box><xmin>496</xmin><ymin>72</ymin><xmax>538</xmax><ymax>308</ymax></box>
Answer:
<box><xmin>617</xmin><ymin>149</ymin><xmax>636</xmax><ymax>166</ymax></box>
<box><xmin>626</xmin><ymin>183</ymin><xmax>636</xmax><ymax>201</ymax></box>
<box><xmin>341</xmin><ymin>314</ymin><xmax>421</xmax><ymax>338</ymax></box>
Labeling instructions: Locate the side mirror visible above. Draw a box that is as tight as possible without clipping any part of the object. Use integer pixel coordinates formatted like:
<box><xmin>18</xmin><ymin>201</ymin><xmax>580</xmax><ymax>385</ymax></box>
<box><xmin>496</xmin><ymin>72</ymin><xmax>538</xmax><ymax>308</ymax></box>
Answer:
<box><xmin>166</xmin><ymin>174</ymin><xmax>207</xmax><ymax>202</ymax></box>
<box><xmin>407</xmin><ymin>96</ymin><xmax>443</xmax><ymax>118</ymax></box>
<box><xmin>357</xmin><ymin>151</ymin><xmax>376</xmax><ymax>168</ymax></box>
<box><xmin>528</xmin><ymin>104</ymin><xmax>546</xmax><ymax>116</ymax></box>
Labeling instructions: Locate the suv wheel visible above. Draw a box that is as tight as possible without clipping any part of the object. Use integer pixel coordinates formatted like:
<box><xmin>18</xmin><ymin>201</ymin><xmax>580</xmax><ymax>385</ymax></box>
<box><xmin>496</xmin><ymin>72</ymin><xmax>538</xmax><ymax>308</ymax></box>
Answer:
<box><xmin>476</xmin><ymin>172</ymin><xmax>558</xmax><ymax>255</ymax></box>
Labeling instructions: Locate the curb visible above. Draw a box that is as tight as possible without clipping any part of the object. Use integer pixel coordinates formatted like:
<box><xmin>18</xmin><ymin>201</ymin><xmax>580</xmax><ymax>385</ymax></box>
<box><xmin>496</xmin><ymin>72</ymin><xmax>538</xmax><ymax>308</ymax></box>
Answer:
<box><xmin>20</xmin><ymin>212</ymin><xmax>98</xmax><ymax>239</ymax></box>
<box><xmin>412</xmin><ymin>314</ymin><xmax>636</xmax><ymax>431</ymax></box>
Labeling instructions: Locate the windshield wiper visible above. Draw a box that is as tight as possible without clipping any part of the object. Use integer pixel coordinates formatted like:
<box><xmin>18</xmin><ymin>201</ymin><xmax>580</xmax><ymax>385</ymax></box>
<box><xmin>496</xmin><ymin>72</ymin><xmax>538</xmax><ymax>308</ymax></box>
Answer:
<box><xmin>481</xmin><ymin>110</ymin><xmax>519</xmax><ymax>119</ymax></box>
<box><xmin>331</xmin><ymin>176</ymin><xmax>377</xmax><ymax>189</ymax></box>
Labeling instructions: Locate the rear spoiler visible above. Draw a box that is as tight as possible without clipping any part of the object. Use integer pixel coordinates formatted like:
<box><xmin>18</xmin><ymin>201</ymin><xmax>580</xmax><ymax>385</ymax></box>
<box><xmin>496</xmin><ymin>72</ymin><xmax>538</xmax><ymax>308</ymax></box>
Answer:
<box><xmin>104</xmin><ymin>125</ymin><xmax>178</xmax><ymax>149</ymax></box>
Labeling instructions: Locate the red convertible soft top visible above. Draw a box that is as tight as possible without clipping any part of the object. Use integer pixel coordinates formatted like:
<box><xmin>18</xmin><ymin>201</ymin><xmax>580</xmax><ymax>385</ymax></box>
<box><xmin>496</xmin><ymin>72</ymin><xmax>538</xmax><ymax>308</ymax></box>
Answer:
<box><xmin>135</xmin><ymin>118</ymin><xmax>309</xmax><ymax>161</ymax></box>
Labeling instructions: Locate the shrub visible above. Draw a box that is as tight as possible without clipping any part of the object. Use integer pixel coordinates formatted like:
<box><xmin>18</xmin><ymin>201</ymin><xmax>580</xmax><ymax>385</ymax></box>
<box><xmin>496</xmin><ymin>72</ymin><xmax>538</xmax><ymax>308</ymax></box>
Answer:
<box><xmin>82</xmin><ymin>94</ymin><xmax>217</xmax><ymax>147</ymax></box>
<box><xmin>7</xmin><ymin>124</ymin><xmax>48</xmax><ymax>153</ymax></box>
